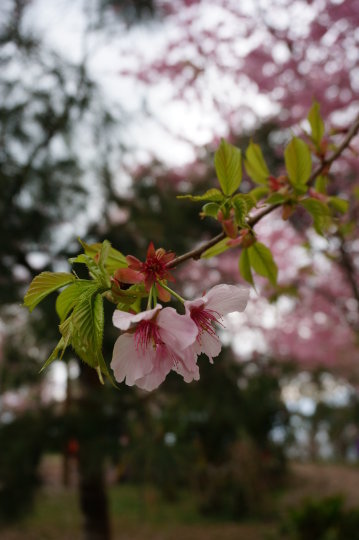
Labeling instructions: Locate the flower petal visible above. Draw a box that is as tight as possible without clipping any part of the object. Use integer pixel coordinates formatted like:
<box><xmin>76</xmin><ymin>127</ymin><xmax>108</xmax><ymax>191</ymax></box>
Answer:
<box><xmin>135</xmin><ymin>344</ymin><xmax>172</xmax><ymax>391</ymax></box>
<box><xmin>157</xmin><ymin>307</ymin><xmax>198</xmax><ymax>350</ymax></box>
<box><xmin>172</xmin><ymin>348</ymin><xmax>200</xmax><ymax>383</ymax></box>
<box><xmin>205</xmin><ymin>284</ymin><xmax>250</xmax><ymax>315</ymax></box>
<box><xmin>113</xmin><ymin>305</ymin><xmax>162</xmax><ymax>331</ymax></box>
<box><xmin>126</xmin><ymin>255</ymin><xmax>143</xmax><ymax>271</ymax></box>
<box><xmin>196</xmin><ymin>330</ymin><xmax>221</xmax><ymax>363</ymax></box>
<box><xmin>146</xmin><ymin>241</ymin><xmax>156</xmax><ymax>259</ymax></box>
<box><xmin>114</xmin><ymin>267</ymin><xmax>143</xmax><ymax>284</ymax></box>
<box><xmin>111</xmin><ymin>333</ymin><xmax>153</xmax><ymax>385</ymax></box>
<box><xmin>156</xmin><ymin>283</ymin><xmax>171</xmax><ymax>302</ymax></box>
<box><xmin>184</xmin><ymin>297</ymin><xmax>205</xmax><ymax>314</ymax></box>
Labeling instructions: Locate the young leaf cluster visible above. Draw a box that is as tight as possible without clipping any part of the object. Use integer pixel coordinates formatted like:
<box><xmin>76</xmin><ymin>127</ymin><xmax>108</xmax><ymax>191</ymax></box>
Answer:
<box><xmin>179</xmin><ymin>101</ymin><xmax>349</xmax><ymax>287</ymax></box>
<box><xmin>24</xmin><ymin>240</ymin><xmax>128</xmax><ymax>383</ymax></box>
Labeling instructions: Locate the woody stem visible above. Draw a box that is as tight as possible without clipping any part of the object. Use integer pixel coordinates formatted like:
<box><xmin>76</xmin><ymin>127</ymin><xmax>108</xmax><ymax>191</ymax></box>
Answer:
<box><xmin>166</xmin><ymin>114</ymin><xmax>359</xmax><ymax>270</ymax></box>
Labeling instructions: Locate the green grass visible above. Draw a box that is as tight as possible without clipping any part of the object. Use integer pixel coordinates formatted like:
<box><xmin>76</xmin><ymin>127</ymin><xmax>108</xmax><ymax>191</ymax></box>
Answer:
<box><xmin>0</xmin><ymin>484</ymin><xmax>270</xmax><ymax>540</ymax></box>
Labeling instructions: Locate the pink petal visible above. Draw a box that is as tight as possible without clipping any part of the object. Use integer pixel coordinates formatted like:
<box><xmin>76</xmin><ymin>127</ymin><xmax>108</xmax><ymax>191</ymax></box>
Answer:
<box><xmin>172</xmin><ymin>347</ymin><xmax>200</xmax><ymax>383</ymax></box>
<box><xmin>184</xmin><ymin>297</ymin><xmax>205</xmax><ymax>314</ymax></box>
<box><xmin>135</xmin><ymin>344</ymin><xmax>172</xmax><ymax>391</ymax></box>
<box><xmin>113</xmin><ymin>305</ymin><xmax>162</xmax><ymax>331</ymax></box>
<box><xmin>205</xmin><ymin>284</ymin><xmax>249</xmax><ymax>316</ymax></box>
<box><xmin>157</xmin><ymin>307</ymin><xmax>198</xmax><ymax>350</ymax></box>
<box><xmin>110</xmin><ymin>333</ymin><xmax>153</xmax><ymax>386</ymax></box>
<box><xmin>196</xmin><ymin>330</ymin><xmax>222</xmax><ymax>363</ymax></box>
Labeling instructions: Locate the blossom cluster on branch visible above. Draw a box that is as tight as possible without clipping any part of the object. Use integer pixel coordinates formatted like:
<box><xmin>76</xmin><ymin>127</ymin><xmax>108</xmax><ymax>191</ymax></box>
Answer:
<box><xmin>23</xmin><ymin>102</ymin><xmax>359</xmax><ymax>390</ymax></box>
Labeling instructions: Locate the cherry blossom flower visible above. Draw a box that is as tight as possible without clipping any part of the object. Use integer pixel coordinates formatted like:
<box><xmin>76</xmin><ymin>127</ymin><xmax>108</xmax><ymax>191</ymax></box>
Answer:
<box><xmin>111</xmin><ymin>304</ymin><xmax>198</xmax><ymax>391</ymax></box>
<box><xmin>184</xmin><ymin>284</ymin><xmax>250</xmax><ymax>362</ymax></box>
<box><xmin>114</xmin><ymin>242</ymin><xmax>175</xmax><ymax>302</ymax></box>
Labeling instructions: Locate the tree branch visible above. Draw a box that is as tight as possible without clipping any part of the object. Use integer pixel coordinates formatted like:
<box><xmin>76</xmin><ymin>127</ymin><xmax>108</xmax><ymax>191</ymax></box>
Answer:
<box><xmin>167</xmin><ymin>114</ymin><xmax>359</xmax><ymax>269</ymax></box>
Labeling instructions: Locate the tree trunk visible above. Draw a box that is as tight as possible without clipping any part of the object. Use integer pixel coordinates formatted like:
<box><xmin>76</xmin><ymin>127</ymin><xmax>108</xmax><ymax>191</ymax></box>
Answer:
<box><xmin>77</xmin><ymin>365</ymin><xmax>112</xmax><ymax>540</ymax></box>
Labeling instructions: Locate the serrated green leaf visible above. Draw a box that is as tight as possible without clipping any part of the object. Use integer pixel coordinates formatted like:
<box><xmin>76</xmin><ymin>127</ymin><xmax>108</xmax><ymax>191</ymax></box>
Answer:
<box><xmin>98</xmin><ymin>239</ymin><xmax>111</xmax><ymax>269</ymax></box>
<box><xmin>248</xmin><ymin>242</ymin><xmax>278</xmax><ymax>286</ymax></box>
<box><xmin>177</xmin><ymin>188</ymin><xmax>224</xmax><ymax>203</ymax></box>
<box><xmin>329</xmin><ymin>196</ymin><xmax>349</xmax><ymax>214</ymax></box>
<box><xmin>249</xmin><ymin>186</ymin><xmax>270</xmax><ymax>202</ymax></box>
<box><xmin>201</xmin><ymin>238</ymin><xmax>232</xmax><ymax>258</ymax></box>
<box><xmin>79</xmin><ymin>239</ymin><xmax>127</xmax><ymax>274</ymax></box>
<box><xmin>69</xmin><ymin>253</ymin><xmax>110</xmax><ymax>288</ymax></box>
<box><xmin>233</xmin><ymin>193</ymin><xmax>257</xmax><ymax>213</ymax></box>
<box><xmin>244</xmin><ymin>141</ymin><xmax>270</xmax><ymax>184</ymax></box>
<box><xmin>56</xmin><ymin>280</ymin><xmax>100</xmax><ymax>322</ymax></box>
<box><xmin>284</xmin><ymin>137</ymin><xmax>312</xmax><ymax>185</ymax></box>
<box><xmin>307</xmin><ymin>101</ymin><xmax>325</xmax><ymax>147</ymax></box>
<box><xmin>201</xmin><ymin>202</ymin><xmax>220</xmax><ymax>218</ymax></box>
<box><xmin>39</xmin><ymin>337</ymin><xmax>66</xmax><ymax>373</ymax></box>
<box><xmin>239</xmin><ymin>249</ymin><xmax>254</xmax><ymax>286</ymax></box>
<box><xmin>214</xmin><ymin>139</ymin><xmax>242</xmax><ymax>195</ymax></box>
<box><xmin>70</xmin><ymin>293</ymin><xmax>104</xmax><ymax>368</ymax></box>
<box><xmin>232</xmin><ymin>196</ymin><xmax>247</xmax><ymax>227</ymax></box>
<box><xmin>24</xmin><ymin>272</ymin><xmax>76</xmax><ymax>312</ymax></box>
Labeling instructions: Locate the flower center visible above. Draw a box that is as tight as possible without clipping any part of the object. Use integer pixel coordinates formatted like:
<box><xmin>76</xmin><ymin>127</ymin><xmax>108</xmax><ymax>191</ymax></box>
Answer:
<box><xmin>189</xmin><ymin>306</ymin><xmax>222</xmax><ymax>337</ymax></box>
<box><xmin>144</xmin><ymin>256</ymin><xmax>167</xmax><ymax>280</ymax></box>
<box><xmin>134</xmin><ymin>320</ymin><xmax>162</xmax><ymax>352</ymax></box>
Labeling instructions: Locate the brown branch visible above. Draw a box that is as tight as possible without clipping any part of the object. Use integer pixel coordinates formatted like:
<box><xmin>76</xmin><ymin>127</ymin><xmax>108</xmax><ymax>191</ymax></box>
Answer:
<box><xmin>167</xmin><ymin>115</ymin><xmax>359</xmax><ymax>269</ymax></box>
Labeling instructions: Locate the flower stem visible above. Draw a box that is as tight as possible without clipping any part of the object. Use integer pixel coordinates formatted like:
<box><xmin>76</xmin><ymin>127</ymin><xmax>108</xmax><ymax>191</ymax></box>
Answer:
<box><xmin>147</xmin><ymin>286</ymin><xmax>154</xmax><ymax>310</ymax></box>
<box><xmin>158</xmin><ymin>281</ymin><xmax>185</xmax><ymax>304</ymax></box>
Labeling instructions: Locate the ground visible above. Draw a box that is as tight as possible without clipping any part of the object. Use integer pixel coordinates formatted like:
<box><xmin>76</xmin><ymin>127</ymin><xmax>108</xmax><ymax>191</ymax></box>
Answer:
<box><xmin>1</xmin><ymin>460</ymin><xmax>359</xmax><ymax>539</ymax></box>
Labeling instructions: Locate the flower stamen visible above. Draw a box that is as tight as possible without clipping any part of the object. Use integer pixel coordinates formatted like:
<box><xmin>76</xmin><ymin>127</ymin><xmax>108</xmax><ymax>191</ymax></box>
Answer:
<box><xmin>134</xmin><ymin>320</ymin><xmax>162</xmax><ymax>352</ymax></box>
<box><xmin>189</xmin><ymin>306</ymin><xmax>223</xmax><ymax>338</ymax></box>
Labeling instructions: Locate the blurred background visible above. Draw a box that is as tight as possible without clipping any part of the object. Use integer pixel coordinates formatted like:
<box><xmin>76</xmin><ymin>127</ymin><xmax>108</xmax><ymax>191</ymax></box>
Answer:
<box><xmin>0</xmin><ymin>0</ymin><xmax>359</xmax><ymax>539</ymax></box>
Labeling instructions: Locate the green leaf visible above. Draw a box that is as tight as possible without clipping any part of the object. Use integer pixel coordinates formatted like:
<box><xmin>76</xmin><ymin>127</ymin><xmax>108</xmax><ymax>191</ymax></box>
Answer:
<box><xmin>239</xmin><ymin>249</ymin><xmax>254</xmax><ymax>286</ymax></box>
<box><xmin>300</xmin><ymin>198</ymin><xmax>330</xmax><ymax>216</ymax></box>
<box><xmin>244</xmin><ymin>141</ymin><xmax>270</xmax><ymax>184</ymax></box>
<box><xmin>79</xmin><ymin>239</ymin><xmax>127</xmax><ymax>274</ymax></box>
<box><xmin>201</xmin><ymin>202</ymin><xmax>220</xmax><ymax>218</ymax></box>
<box><xmin>300</xmin><ymin>198</ymin><xmax>330</xmax><ymax>235</ymax></box>
<box><xmin>249</xmin><ymin>186</ymin><xmax>270</xmax><ymax>202</ymax></box>
<box><xmin>266</xmin><ymin>193</ymin><xmax>287</xmax><ymax>205</ymax></box>
<box><xmin>307</xmin><ymin>101</ymin><xmax>325</xmax><ymax>147</ymax></box>
<box><xmin>284</xmin><ymin>137</ymin><xmax>312</xmax><ymax>185</ymax></box>
<box><xmin>69</xmin><ymin>253</ymin><xmax>110</xmax><ymax>288</ymax></box>
<box><xmin>248</xmin><ymin>242</ymin><xmax>278</xmax><ymax>286</ymax></box>
<box><xmin>328</xmin><ymin>196</ymin><xmax>349</xmax><ymax>214</ymax></box>
<box><xmin>98</xmin><ymin>239</ymin><xmax>111</xmax><ymax>270</ymax></box>
<box><xmin>177</xmin><ymin>188</ymin><xmax>224</xmax><ymax>203</ymax></box>
<box><xmin>39</xmin><ymin>337</ymin><xmax>67</xmax><ymax>373</ymax></box>
<box><xmin>70</xmin><ymin>292</ymin><xmax>104</xmax><ymax>368</ymax></box>
<box><xmin>315</xmin><ymin>175</ymin><xmax>328</xmax><ymax>194</ymax></box>
<box><xmin>24</xmin><ymin>272</ymin><xmax>76</xmax><ymax>312</ymax></box>
<box><xmin>232</xmin><ymin>196</ymin><xmax>247</xmax><ymax>227</ymax></box>
<box><xmin>214</xmin><ymin>139</ymin><xmax>242</xmax><ymax>195</ymax></box>
<box><xmin>56</xmin><ymin>280</ymin><xmax>100</xmax><ymax>322</ymax></box>
<box><xmin>201</xmin><ymin>238</ymin><xmax>233</xmax><ymax>258</ymax></box>
<box><xmin>233</xmin><ymin>193</ymin><xmax>257</xmax><ymax>213</ymax></box>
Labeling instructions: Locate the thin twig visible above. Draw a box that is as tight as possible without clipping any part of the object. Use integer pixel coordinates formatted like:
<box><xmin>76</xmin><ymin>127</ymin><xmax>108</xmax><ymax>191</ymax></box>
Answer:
<box><xmin>167</xmin><ymin>115</ymin><xmax>359</xmax><ymax>269</ymax></box>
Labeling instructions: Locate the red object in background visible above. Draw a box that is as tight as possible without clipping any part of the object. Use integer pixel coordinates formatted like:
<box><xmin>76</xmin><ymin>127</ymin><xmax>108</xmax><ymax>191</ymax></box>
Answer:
<box><xmin>67</xmin><ymin>438</ymin><xmax>79</xmax><ymax>456</ymax></box>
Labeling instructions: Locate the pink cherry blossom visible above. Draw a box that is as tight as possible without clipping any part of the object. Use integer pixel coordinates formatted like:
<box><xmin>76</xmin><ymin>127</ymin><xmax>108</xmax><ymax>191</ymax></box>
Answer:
<box><xmin>111</xmin><ymin>304</ymin><xmax>198</xmax><ymax>391</ymax></box>
<box><xmin>184</xmin><ymin>284</ymin><xmax>250</xmax><ymax>363</ymax></box>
